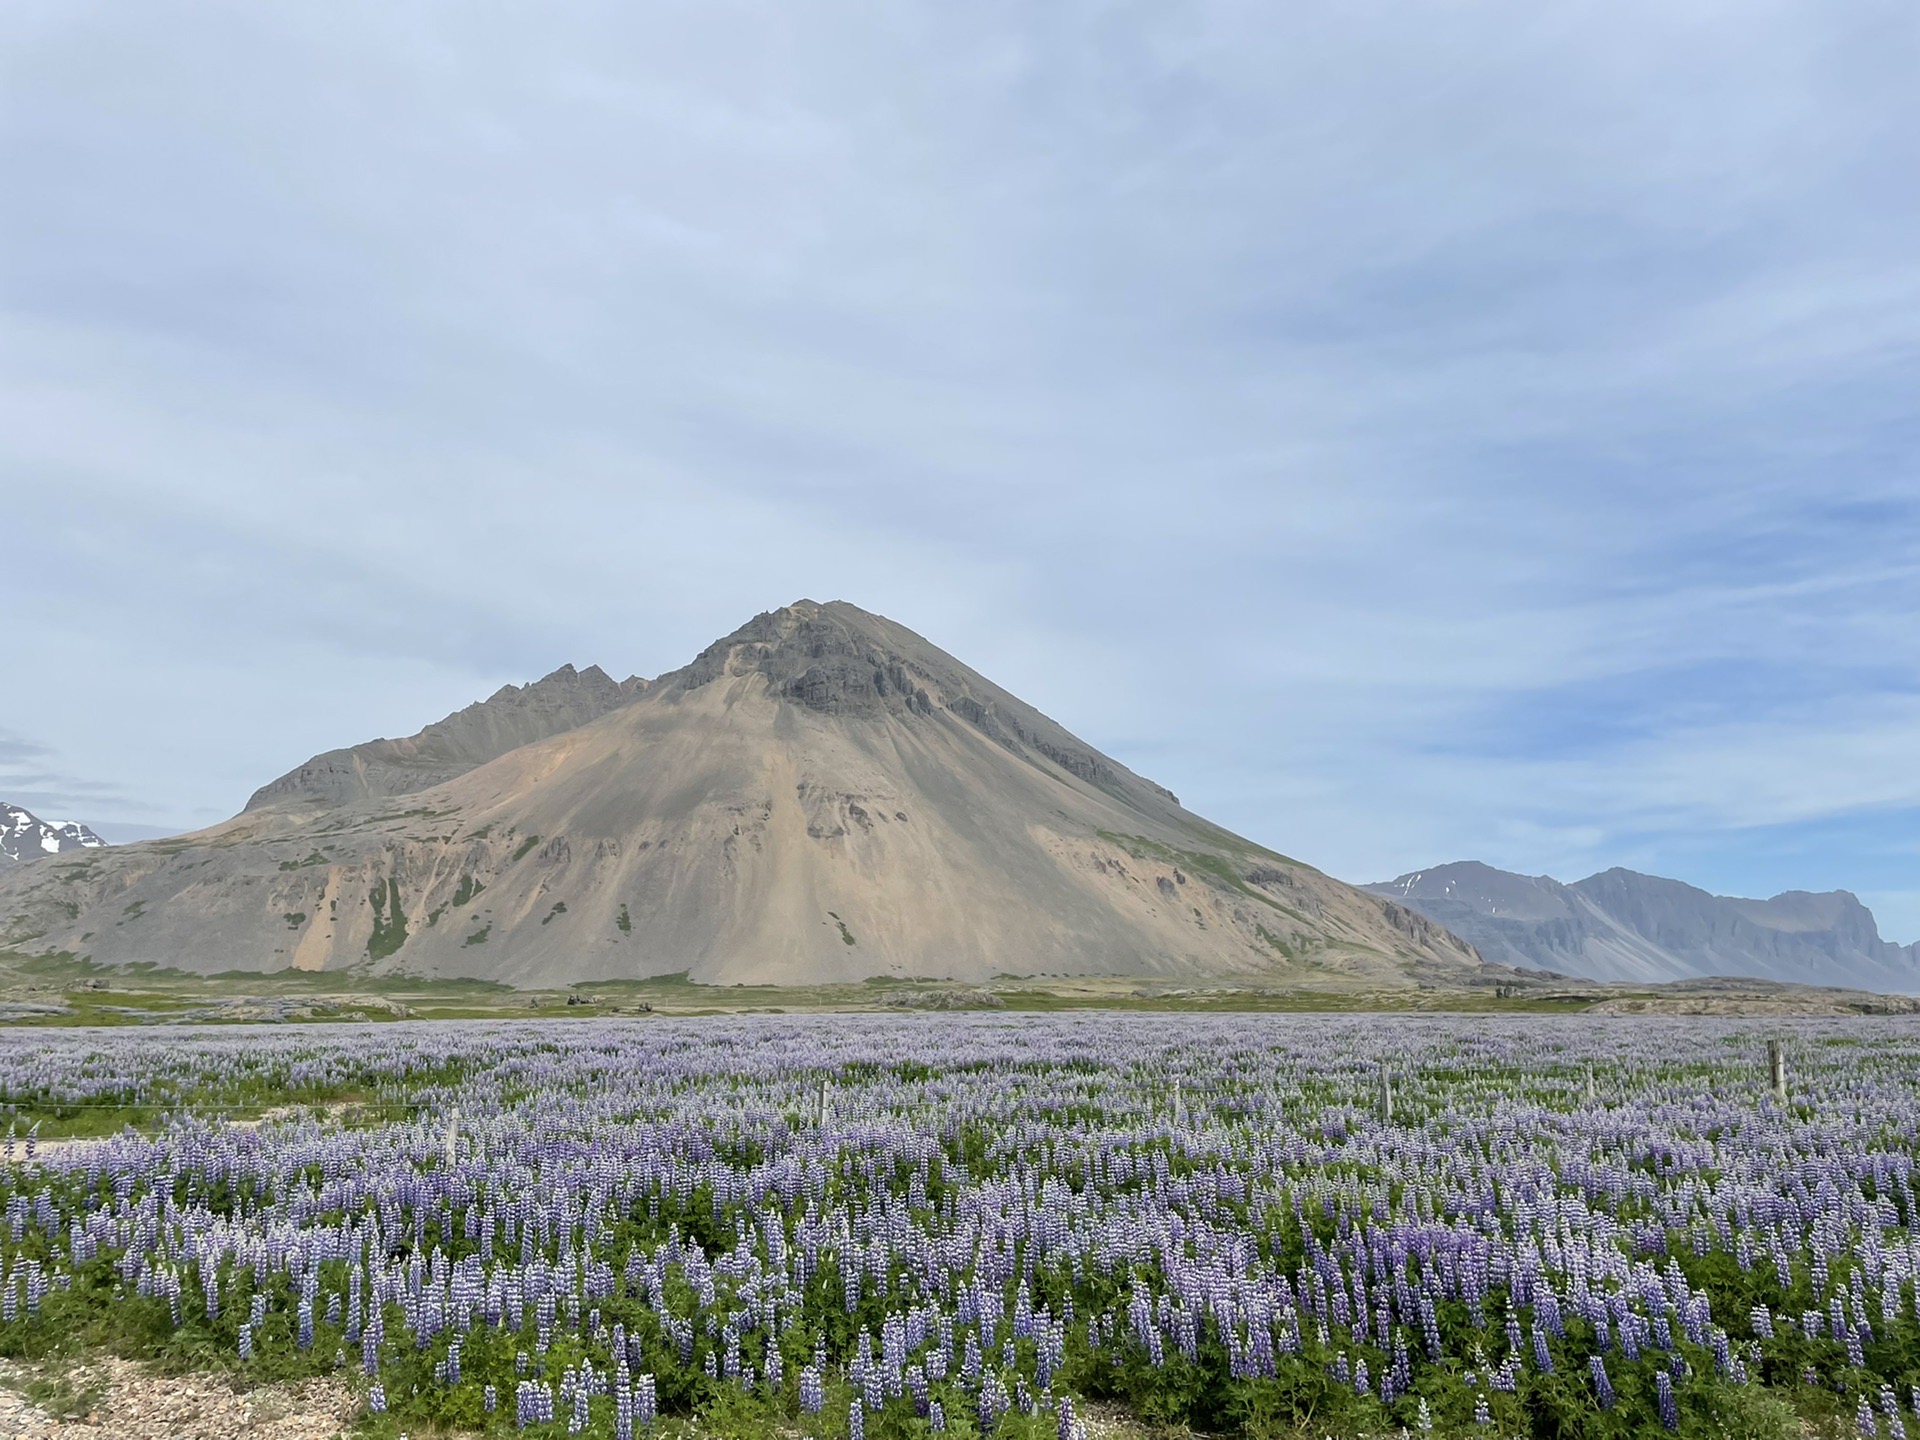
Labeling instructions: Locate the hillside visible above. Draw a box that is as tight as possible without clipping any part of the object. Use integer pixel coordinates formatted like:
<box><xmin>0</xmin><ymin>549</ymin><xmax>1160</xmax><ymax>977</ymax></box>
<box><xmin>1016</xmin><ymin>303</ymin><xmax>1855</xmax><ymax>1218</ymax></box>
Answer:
<box><xmin>0</xmin><ymin>602</ymin><xmax>1484</xmax><ymax>987</ymax></box>
<box><xmin>1365</xmin><ymin>860</ymin><xmax>1920</xmax><ymax>992</ymax></box>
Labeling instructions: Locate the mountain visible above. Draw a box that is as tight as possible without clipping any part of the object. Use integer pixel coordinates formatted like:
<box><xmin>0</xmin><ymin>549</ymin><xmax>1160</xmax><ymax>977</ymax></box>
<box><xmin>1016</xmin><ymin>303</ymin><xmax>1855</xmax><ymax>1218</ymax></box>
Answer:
<box><xmin>245</xmin><ymin>662</ymin><xmax>651</xmax><ymax>810</ymax></box>
<box><xmin>0</xmin><ymin>601</ymin><xmax>1483</xmax><ymax>987</ymax></box>
<box><xmin>0</xmin><ymin>803</ymin><xmax>106</xmax><ymax>865</ymax></box>
<box><xmin>1364</xmin><ymin>860</ymin><xmax>1920</xmax><ymax>993</ymax></box>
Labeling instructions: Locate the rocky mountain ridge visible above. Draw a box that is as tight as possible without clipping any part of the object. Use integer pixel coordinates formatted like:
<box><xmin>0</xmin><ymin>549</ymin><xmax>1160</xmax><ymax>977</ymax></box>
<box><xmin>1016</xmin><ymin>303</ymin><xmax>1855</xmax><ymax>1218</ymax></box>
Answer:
<box><xmin>245</xmin><ymin>663</ymin><xmax>650</xmax><ymax>811</ymax></box>
<box><xmin>0</xmin><ymin>803</ymin><xmax>105</xmax><ymax>865</ymax></box>
<box><xmin>0</xmin><ymin>601</ymin><xmax>1487</xmax><ymax>988</ymax></box>
<box><xmin>1365</xmin><ymin>860</ymin><xmax>1920</xmax><ymax>992</ymax></box>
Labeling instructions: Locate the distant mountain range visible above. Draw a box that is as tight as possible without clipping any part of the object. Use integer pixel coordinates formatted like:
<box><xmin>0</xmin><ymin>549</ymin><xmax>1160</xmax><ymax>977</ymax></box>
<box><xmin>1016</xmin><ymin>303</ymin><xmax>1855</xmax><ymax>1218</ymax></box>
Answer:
<box><xmin>0</xmin><ymin>803</ymin><xmax>105</xmax><ymax>865</ymax></box>
<box><xmin>1364</xmin><ymin>861</ymin><xmax>1920</xmax><ymax>993</ymax></box>
<box><xmin>0</xmin><ymin>601</ymin><xmax>1482</xmax><ymax>987</ymax></box>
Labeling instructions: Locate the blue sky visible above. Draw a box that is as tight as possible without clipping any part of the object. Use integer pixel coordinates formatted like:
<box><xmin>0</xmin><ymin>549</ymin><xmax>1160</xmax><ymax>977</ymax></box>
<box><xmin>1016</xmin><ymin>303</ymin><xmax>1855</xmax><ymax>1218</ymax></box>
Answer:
<box><xmin>4</xmin><ymin>1</ymin><xmax>1918</xmax><ymax>936</ymax></box>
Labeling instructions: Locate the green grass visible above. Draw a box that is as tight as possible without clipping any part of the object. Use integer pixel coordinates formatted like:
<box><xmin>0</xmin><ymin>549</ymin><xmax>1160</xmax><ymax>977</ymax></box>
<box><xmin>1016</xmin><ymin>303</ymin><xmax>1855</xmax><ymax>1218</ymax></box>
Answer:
<box><xmin>2</xmin><ymin>945</ymin><xmax>1599</xmax><ymax>1028</ymax></box>
<box><xmin>509</xmin><ymin>834</ymin><xmax>542</xmax><ymax>863</ymax></box>
<box><xmin>0</xmin><ymin>961</ymin><xmax>1599</xmax><ymax>1027</ymax></box>
<box><xmin>1253</xmin><ymin>925</ymin><xmax>1296</xmax><ymax>958</ymax></box>
<box><xmin>1095</xmin><ymin>831</ymin><xmax>1315</xmax><ymax>925</ymax></box>
<box><xmin>1174</xmin><ymin>816</ymin><xmax>1304</xmax><ymax>867</ymax></box>
<box><xmin>993</xmin><ymin>988</ymin><xmax>1592</xmax><ymax>1014</ymax></box>
<box><xmin>365</xmin><ymin>878</ymin><xmax>408</xmax><ymax>961</ymax></box>
<box><xmin>18</xmin><ymin>1367</ymin><xmax>108</xmax><ymax>1418</ymax></box>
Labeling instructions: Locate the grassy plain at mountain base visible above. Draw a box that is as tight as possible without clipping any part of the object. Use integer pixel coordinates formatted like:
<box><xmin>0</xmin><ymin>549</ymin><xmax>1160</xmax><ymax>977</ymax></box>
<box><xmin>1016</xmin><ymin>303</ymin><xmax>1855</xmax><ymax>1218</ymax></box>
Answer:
<box><xmin>6</xmin><ymin>943</ymin><xmax>1914</xmax><ymax>1037</ymax></box>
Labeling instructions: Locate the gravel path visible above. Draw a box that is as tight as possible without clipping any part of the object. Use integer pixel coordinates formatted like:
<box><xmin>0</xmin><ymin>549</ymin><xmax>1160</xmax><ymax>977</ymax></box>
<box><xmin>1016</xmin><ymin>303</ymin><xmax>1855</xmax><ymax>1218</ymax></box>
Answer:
<box><xmin>0</xmin><ymin>1361</ymin><xmax>1154</xmax><ymax>1440</ymax></box>
<box><xmin>0</xmin><ymin>1358</ymin><xmax>357</xmax><ymax>1440</ymax></box>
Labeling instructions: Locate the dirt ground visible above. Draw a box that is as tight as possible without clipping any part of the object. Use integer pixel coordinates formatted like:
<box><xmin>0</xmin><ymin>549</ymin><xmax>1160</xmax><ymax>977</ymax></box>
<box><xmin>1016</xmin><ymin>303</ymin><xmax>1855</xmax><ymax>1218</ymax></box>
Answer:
<box><xmin>0</xmin><ymin>1357</ymin><xmax>357</xmax><ymax>1440</ymax></box>
<box><xmin>0</xmin><ymin>1357</ymin><xmax>1164</xmax><ymax>1440</ymax></box>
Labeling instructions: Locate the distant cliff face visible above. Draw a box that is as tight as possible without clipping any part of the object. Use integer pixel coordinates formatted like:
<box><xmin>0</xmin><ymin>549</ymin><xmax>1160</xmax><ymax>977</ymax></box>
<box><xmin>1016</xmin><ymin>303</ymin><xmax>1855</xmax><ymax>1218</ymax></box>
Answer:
<box><xmin>1365</xmin><ymin>861</ymin><xmax>1920</xmax><ymax>993</ymax></box>
<box><xmin>0</xmin><ymin>803</ymin><xmax>105</xmax><ymax>865</ymax></box>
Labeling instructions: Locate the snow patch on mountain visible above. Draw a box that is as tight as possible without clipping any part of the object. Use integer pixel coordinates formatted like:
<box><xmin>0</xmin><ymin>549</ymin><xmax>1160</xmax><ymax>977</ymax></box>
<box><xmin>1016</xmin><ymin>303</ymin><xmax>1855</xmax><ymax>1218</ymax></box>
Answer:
<box><xmin>0</xmin><ymin>803</ymin><xmax>107</xmax><ymax>864</ymax></box>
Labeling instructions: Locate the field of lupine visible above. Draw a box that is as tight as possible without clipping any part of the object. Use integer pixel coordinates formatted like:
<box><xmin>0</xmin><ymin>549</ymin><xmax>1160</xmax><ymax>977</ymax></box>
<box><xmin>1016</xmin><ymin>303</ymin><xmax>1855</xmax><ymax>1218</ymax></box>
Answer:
<box><xmin>2</xmin><ymin>1015</ymin><xmax>1919</xmax><ymax>1439</ymax></box>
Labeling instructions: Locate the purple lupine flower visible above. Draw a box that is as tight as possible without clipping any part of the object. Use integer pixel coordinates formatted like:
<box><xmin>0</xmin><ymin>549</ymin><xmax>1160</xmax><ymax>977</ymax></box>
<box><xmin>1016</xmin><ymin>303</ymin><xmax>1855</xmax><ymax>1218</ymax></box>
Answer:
<box><xmin>517</xmin><ymin>1381</ymin><xmax>536</xmax><ymax>1430</ymax></box>
<box><xmin>1590</xmin><ymin>1355</ymin><xmax>1615</xmax><ymax>1409</ymax></box>
<box><xmin>638</xmin><ymin>1375</ymin><xmax>657</xmax><ymax>1429</ymax></box>
<box><xmin>979</xmin><ymin>1371</ymin><xmax>1008</xmax><ymax>1435</ymax></box>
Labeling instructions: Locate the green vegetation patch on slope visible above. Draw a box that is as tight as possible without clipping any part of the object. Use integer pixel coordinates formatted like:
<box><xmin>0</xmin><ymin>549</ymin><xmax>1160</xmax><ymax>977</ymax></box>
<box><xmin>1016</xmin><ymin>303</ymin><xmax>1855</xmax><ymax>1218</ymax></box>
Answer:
<box><xmin>1097</xmin><ymin>831</ymin><xmax>1316</xmax><ymax>926</ymax></box>
<box><xmin>365</xmin><ymin>879</ymin><xmax>408</xmax><ymax>961</ymax></box>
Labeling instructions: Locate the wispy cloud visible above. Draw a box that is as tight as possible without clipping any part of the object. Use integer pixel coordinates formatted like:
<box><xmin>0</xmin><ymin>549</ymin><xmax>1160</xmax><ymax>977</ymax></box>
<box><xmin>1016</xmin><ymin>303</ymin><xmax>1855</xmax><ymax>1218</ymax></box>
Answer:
<box><xmin>3</xmin><ymin>0</ymin><xmax>1915</xmax><ymax>934</ymax></box>
<box><xmin>0</xmin><ymin>729</ymin><xmax>153</xmax><ymax>823</ymax></box>
<box><xmin>0</xmin><ymin>736</ymin><xmax>51</xmax><ymax>768</ymax></box>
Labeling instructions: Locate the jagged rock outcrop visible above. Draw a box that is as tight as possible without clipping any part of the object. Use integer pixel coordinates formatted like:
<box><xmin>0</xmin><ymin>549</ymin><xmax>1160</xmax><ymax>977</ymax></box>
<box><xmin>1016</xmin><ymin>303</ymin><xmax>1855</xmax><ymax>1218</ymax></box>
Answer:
<box><xmin>1365</xmin><ymin>860</ymin><xmax>1920</xmax><ymax>993</ymax></box>
<box><xmin>0</xmin><ymin>601</ymin><xmax>1487</xmax><ymax>987</ymax></box>
<box><xmin>245</xmin><ymin>663</ymin><xmax>650</xmax><ymax>810</ymax></box>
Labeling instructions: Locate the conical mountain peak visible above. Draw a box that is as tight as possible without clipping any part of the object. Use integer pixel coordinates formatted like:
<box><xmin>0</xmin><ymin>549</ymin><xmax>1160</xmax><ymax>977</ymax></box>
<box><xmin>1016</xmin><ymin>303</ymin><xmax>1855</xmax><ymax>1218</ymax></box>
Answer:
<box><xmin>663</xmin><ymin>601</ymin><xmax>1181</xmax><ymax>813</ymax></box>
<box><xmin>0</xmin><ymin>603</ymin><xmax>1487</xmax><ymax>987</ymax></box>
<box><xmin>667</xmin><ymin>600</ymin><xmax>937</xmax><ymax>717</ymax></box>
